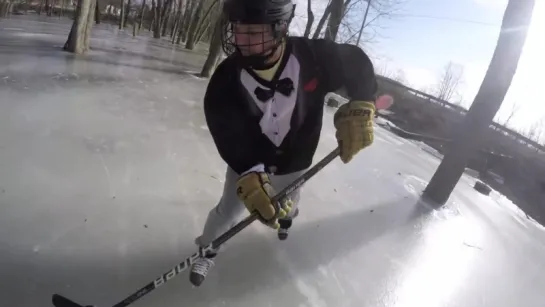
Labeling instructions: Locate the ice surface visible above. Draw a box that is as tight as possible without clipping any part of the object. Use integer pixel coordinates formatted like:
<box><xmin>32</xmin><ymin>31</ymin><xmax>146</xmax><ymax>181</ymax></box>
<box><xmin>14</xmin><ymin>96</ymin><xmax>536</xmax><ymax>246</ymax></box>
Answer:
<box><xmin>1</xmin><ymin>15</ymin><xmax>545</xmax><ymax>307</ymax></box>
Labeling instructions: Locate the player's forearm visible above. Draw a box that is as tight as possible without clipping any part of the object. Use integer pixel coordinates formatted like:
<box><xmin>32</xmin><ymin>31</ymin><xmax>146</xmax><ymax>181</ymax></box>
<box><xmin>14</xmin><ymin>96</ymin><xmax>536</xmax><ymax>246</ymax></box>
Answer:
<box><xmin>334</xmin><ymin>43</ymin><xmax>378</xmax><ymax>102</ymax></box>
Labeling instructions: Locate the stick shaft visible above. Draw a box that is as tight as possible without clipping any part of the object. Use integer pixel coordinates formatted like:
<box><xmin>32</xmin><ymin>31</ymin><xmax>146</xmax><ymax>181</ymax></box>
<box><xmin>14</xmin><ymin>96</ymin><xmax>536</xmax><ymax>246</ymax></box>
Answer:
<box><xmin>53</xmin><ymin>148</ymin><xmax>340</xmax><ymax>307</ymax></box>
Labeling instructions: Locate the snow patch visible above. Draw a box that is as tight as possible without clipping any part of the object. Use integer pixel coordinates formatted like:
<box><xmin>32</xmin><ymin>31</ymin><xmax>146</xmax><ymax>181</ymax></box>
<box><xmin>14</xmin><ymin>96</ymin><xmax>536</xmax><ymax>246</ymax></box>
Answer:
<box><xmin>186</xmin><ymin>71</ymin><xmax>206</xmax><ymax>80</ymax></box>
<box><xmin>374</xmin><ymin>117</ymin><xmax>395</xmax><ymax>127</ymax></box>
<box><xmin>294</xmin><ymin>279</ymin><xmax>328</xmax><ymax>307</ymax></box>
<box><xmin>14</xmin><ymin>32</ymin><xmax>55</xmax><ymax>38</ymax></box>
<box><xmin>182</xmin><ymin>100</ymin><xmax>197</xmax><ymax>107</ymax></box>
<box><xmin>490</xmin><ymin>191</ymin><xmax>545</xmax><ymax>231</ymax></box>
<box><xmin>414</xmin><ymin>141</ymin><xmax>444</xmax><ymax>160</ymax></box>
<box><xmin>403</xmin><ymin>174</ymin><xmax>429</xmax><ymax>197</ymax></box>
<box><xmin>317</xmin><ymin>265</ymin><xmax>328</xmax><ymax>277</ymax></box>
<box><xmin>275</xmin><ymin>248</ymin><xmax>327</xmax><ymax>307</ymax></box>
<box><xmin>53</xmin><ymin>73</ymin><xmax>79</xmax><ymax>81</ymax></box>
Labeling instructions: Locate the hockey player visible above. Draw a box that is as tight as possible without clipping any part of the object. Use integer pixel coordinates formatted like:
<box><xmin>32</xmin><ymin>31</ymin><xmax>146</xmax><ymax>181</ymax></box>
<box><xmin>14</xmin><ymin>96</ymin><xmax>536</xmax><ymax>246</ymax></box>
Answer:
<box><xmin>189</xmin><ymin>0</ymin><xmax>378</xmax><ymax>286</ymax></box>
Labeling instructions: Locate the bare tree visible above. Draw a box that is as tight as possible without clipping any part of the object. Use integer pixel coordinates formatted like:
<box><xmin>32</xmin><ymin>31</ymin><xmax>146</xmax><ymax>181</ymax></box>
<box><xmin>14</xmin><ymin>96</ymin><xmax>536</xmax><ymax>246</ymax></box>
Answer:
<box><xmin>95</xmin><ymin>0</ymin><xmax>101</xmax><ymax>24</ymax></box>
<box><xmin>376</xmin><ymin>61</ymin><xmax>405</xmax><ymax>83</ymax></box>
<box><xmin>303</xmin><ymin>0</ymin><xmax>314</xmax><ymax>38</ymax></box>
<box><xmin>523</xmin><ymin>118</ymin><xmax>545</xmax><ymax>143</ymax></box>
<box><xmin>392</xmin><ymin>68</ymin><xmax>406</xmax><ymax>84</ymax></box>
<box><xmin>324</xmin><ymin>0</ymin><xmax>345</xmax><ymax>41</ymax></box>
<box><xmin>149</xmin><ymin>0</ymin><xmax>155</xmax><ymax>31</ymax></box>
<box><xmin>64</xmin><ymin>0</ymin><xmax>96</xmax><ymax>54</ymax></box>
<box><xmin>338</xmin><ymin>0</ymin><xmax>406</xmax><ymax>46</ymax></box>
<box><xmin>171</xmin><ymin>8</ymin><xmax>185</xmax><ymax>42</ymax></box>
<box><xmin>434</xmin><ymin>61</ymin><xmax>464</xmax><ymax>102</ymax></box>
<box><xmin>312</xmin><ymin>0</ymin><xmax>332</xmax><ymax>39</ymax></box>
<box><xmin>312</xmin><ymin>0</ymin><xmax>356</xmax><ymax>39</ymax></box>
<box><xmin>185</xmin><ymin>0</ymin><xmax>207</xmax><ymax>49</ymax></box>
<box><xmin>60</xmin><ymin>0</ymin><xmax>66</xmax><ymax>17</ymax></box>
<box><xmin>159</xmin><ymin>0</ymin><xmax>175</xmax><ymax>36</ymax></box>
<box><xmin>119</xmin><ymin>0</ymin><xmax>124</xmax><ymax>29</ymax></box>
<box><xmin>194</xmin><ymin>0</ymin><xmax>220</xmax><ymax>41</ymax></box>
<box><xmin>137</xmin><ymin>0</ymin><xmax>146</xmax><ymax>34</ymax></box>
<box><xmin>153</xmin><ymin>0</ymin><xmax>162</xmax><ymax>38</ymax></box>
<box><xmin>355</xmin><ymin>0</ymin><xmax>372</xmax><ymax>45</ymax></box>
<box><xmin>106</xmin><ymin>0</ymin><xmax>113</xmax><ymax>16</ymax></box>
<box><xmin>422</xmin><ymin>0</ymin><xmax>536</xmax><ymax>205</ymax></box>
<box><xmin>0</xmin><ymin>0</ymin><xmax>14</xmax><ymax>17</ymax></box>
<box><xmin>45</xmin><ymin>0</ymin><xmax>51</xmax><ymax>16</ymax></box>
<box><xmin>200</xmin><ymin>16</ymin><xmax>223</xmax><ymax>77</ymax></box>
<box><xmin>495</xmin><ymin>101</ymin><xmax>520</xmax><ymax>126</ymax></box>
<box><xmin>177</xmin><ymin>0</ymin><xmax>197</xmax><ymax>43</ymax></box>
<box><xmin>170</xmin><ymin>0</ymin><xmax>185</xmax><ymax>39</ymax></box>
<box><xmin>123</xmin><ymin>0</ymin><xmax>132</xmax><ymax>28</ymax></box>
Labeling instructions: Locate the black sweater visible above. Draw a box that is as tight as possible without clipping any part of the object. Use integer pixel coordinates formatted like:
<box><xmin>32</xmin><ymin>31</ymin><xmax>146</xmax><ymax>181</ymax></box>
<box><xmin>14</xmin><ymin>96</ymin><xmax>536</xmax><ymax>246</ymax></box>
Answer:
<box><xmin>203</xmin><ymin>37</ymin><xmax>378</xmax><ymax>175</ymax></box>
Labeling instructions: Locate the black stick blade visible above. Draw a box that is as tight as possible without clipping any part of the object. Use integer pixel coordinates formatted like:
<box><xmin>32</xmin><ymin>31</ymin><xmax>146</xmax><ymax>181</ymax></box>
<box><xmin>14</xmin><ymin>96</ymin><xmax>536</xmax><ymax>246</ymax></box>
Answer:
<box><xmin>52</xmin><ymin>294</ymin><xmax>88</xmax><ymax>307</ymax></box>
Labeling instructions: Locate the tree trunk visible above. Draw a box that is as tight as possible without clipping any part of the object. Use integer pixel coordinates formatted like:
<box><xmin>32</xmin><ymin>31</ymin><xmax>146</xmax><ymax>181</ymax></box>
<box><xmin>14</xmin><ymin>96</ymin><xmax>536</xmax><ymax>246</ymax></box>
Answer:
<box><xmin>312</xmin><ymin>1</ymin><xmax>332</xmax><ymax>39</ymax></box>
<box><xmin>200</xmin><ymin>19</ymin><xmax>223</xmax><ymax>78</ymax></box>
<box><xmin>106</xmin><ymin>0</ymin><xmax>112</xmax><ymax>16</ymax></box>
<box><xmin>149</xmin><ymin>0</ymin><xmax>155</xmax><ymax>31</ymax></box>
<box><xmin>123</xmin><ymin>0</ymin><xmax>131</xmax><ymax>27</ymax></box>
<box><xmin>175</xmin><ymin>18</ymin><xmax>184</xmax><ymax>43</ymax></box>
<box><xmin>172</xmin><ymin>3</ymin><xmax>187</xmax><ymax>43</ymax></box>
<box><xmin>45</xmin><ymin>0</ymin><xmax>51</xmax><ymax>16</ymax></box>
<box><xmin>303</xmin><ymin>0</ymin><xmax>314</xmax><ymax>38</ymax></box>
<box><xmin>170</xmin><ymin>10</ymin><xmax>181</xmax><ymax>39</ymax></box>
<box><xmin>196</xmin><ymin>21</ymin><xmax>210</xmax><ymax>43</ymax></box>
<box><xmin>94</xmin><ymin>0</ymin><xmax>101</xmax><ymax>24</ymax></box>
<box><xmin>422</xmin><ymin>0</ymin><xmax>535</xmax><ymax>205</ymax></box>
<box><xmin>194</xmin><ymin>0</ymin><xmax>219</xmax><ymax>40</ymax></box>
<box><xmin>153</xmin><ymin>0</ymin><xmax>162</xmax><ymax>38</ymax></box>
<box><xmin>160</xmin><ymin>0</ymin><xmax>175</xmax><ymax>36</ymax></box>
<box><xmin>160</xmin><ymin>10</ymin><xmax>171</xmax><ymax>36</ymax></box>
<box><xmin>119</xmin><ymin>0</ymin><xmax>124</xmax><ymax>29</ymax></box>
<box><xmin>0</xmin><ymin>1</ymin><xmax>5</xmax><ymax>17</ymax></box>
<box><xmin>137</xmin><ymin>0</ymin><xmax>146</xmax><ymax>33</ymax></box>
<box><xmin>324</xmin><ymin>0</ymin><xmax>344</xmax><ymax>41</ymax></box>
<box><xmin>132</xmin><ymin>16</ymin><xmax>137</xmax><ymax>36</ymax></box>
<box><xmin>159</xmin><ymin>0</ymin><xmax>173</xmax><ymax>35</ymax></box>
<box><xmin>185</xmin><ymin>0</ymin><xmax>205</xmax><ymax>49</ymax></box>
<box><xmin>180</xmin><ymin>0</ymin><xmax>196</xmax><ymax>43</ymax></box>
<box><xmin>0</xmin><ymin>1</ymin><xmax>6</xmax><ymax>17</ymax></box>
<box><xmin>64</xmin><ymin>0</ymin><xmax>96</xmax><ymax>54</ymax></box>
<box><xmin>355</xmin><ymin>0</ymin><xmax>371</xmax><ymax>46</ymax></box>
<box><xmin>37</xmin><ymin>0</ymin><xmax>44</xmax><ymax>14</ymax></box>
<box><xmin>170</xmin><ymin>0</ymin><xmax>184</xmax><ymax>38</ymax></box>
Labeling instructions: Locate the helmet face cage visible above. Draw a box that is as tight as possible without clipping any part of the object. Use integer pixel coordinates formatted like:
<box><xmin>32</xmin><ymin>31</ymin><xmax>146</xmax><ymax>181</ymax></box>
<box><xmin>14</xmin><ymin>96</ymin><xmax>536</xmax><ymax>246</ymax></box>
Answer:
<box><xmin>221</xmin><ymin>18</ymin><xmax>289</xmax><ymax>61</ymax></box>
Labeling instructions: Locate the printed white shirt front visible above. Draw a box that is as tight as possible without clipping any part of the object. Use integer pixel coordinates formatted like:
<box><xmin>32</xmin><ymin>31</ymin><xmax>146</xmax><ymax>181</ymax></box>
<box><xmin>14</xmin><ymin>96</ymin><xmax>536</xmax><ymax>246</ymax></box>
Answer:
<box><xmin>240</xmin><ymin>54</ymin><xmax>300</xmax><ymax>147</ymax></box>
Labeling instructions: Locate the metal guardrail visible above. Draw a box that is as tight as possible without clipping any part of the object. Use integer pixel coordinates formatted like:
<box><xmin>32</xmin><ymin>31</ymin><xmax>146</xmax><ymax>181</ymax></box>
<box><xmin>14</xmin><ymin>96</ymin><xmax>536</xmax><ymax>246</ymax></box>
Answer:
<box><xmin>376</xmin><ymin>75</ymin><xmax>545</xmax><ymax>154</ymax></box>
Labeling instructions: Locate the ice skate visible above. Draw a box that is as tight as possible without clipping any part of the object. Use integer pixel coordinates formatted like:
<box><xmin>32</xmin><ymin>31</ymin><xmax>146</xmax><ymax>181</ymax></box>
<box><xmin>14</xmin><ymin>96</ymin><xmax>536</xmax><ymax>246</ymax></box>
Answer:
<box><xmin>278</xmin><ymin>208</ymin><xmax>299</xmax><ymax>240</ymax></box>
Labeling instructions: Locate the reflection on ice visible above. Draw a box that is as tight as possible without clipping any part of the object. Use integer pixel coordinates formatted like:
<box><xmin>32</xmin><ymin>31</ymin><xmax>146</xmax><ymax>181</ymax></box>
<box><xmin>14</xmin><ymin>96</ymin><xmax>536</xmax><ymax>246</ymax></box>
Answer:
<box><xmin>391</xmin><ymin>215</ymin><xmax>482</xmax><ymax>307</ymax></box>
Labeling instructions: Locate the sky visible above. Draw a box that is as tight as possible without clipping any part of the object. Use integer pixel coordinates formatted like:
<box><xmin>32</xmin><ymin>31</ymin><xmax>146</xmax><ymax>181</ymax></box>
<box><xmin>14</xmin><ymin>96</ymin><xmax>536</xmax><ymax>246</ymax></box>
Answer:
<box><xmin>291</xmin><ymin>0</ymin><xmax>545</xmax><ymax>136</ymax></box>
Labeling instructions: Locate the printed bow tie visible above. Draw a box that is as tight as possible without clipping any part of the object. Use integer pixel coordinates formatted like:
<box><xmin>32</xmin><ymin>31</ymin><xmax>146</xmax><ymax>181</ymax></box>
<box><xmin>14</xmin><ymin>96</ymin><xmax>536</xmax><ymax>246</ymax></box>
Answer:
<box><xmin>254</xmin><ymin>78</ymin><xmax>295</xmax><ymax>102</ymax></box>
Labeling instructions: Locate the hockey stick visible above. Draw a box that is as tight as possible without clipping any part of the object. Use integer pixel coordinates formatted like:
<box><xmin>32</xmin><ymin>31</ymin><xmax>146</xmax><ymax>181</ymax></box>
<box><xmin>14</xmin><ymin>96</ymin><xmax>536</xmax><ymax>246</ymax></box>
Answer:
<box><xmin>51</xmin><ymin>147</ymin><xmax>341</xmax><ymax>307</ymax></box>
